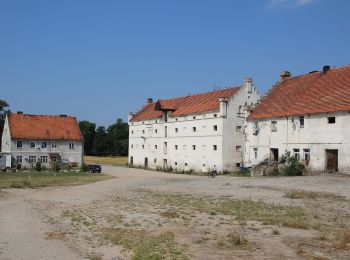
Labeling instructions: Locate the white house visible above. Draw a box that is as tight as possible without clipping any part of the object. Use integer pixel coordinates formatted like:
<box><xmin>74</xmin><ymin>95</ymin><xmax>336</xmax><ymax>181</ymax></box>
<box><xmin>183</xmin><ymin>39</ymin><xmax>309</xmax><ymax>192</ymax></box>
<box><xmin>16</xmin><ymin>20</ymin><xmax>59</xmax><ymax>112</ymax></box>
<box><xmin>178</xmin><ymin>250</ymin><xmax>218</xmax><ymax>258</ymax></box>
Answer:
<box><xmin>244</xmin><ymin>65</ymin><xmax>350</xmax><ymax>173</ymax></box>
<box><xmin>1</xmin><ymin>112</ymin><xmax>83</xmax><ymax>168</ymax></box>
<box><xmin>128</xmin><ymin>78</ymin><xmax>260</xmax><ymax>172</ymax></box>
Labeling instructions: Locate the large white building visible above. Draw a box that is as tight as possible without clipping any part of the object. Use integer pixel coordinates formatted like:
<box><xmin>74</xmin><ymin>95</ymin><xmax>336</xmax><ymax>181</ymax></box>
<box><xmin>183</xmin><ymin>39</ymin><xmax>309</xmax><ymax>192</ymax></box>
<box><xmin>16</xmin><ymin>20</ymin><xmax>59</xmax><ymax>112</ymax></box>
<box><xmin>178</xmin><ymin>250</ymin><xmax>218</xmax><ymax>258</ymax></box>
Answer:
<box><xmin>244</xmin><ymin>65</ymin><xmax>350</xmax><ymax>173</ymax></box>
<box><xmin>128</xmin><ymin>78</ymin><xmax>260</xmax><ymax>172</ymax></box>
<box><xmin>1</xmin><ymin>112</ymin><xmax>83</xmax><ymax>168</ymax></box>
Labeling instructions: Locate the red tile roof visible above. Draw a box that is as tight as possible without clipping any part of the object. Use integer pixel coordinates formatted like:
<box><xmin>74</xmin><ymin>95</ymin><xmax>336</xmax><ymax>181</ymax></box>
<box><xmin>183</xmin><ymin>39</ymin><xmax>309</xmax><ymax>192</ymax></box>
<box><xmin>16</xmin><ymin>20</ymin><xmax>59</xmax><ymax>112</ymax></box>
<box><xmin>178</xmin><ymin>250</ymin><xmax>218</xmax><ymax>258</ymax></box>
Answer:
<box><xmin>130</xmin><ymin>87</ymin><xmax>240</xmax><ymax>122</ymax></box>
<box><xmin>8</xmin><ymin>113</ymin><xmax>83</xmax><ymax>141</ymax></box>
<box><xmin>248</xmin><ymin>65</ymin><xmax>350</xmax><ymax>120</ymax></box>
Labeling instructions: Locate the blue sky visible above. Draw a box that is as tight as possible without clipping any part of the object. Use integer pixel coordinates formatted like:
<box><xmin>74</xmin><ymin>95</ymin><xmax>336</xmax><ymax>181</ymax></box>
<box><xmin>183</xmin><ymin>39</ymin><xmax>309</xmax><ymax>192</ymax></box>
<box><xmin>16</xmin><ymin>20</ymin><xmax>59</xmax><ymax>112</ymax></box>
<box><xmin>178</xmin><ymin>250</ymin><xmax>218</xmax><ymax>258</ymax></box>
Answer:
<box><xmin>0</xmin><ymin>0</ymin><xmax>349</xmax><ymax>126</ymax></box>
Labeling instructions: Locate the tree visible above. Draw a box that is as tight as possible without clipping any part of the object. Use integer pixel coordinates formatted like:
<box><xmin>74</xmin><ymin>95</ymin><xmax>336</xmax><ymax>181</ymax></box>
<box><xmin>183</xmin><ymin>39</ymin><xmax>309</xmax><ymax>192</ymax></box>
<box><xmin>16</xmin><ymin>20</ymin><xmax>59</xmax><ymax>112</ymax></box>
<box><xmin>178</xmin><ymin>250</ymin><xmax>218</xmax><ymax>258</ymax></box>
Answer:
<box><xmin>93</xmin><ymin>126</ymin><xmax>109</xmax><ymax>155</ymax></box>
<box><xmin>78</xmin><ymin>120</ymin><xmax>96</xmax><ymax>155</ymax></box>
<box><xmin>107</xmin><ymin>118</ymin><xmax>129</xmax><ymax>156</ymax></box>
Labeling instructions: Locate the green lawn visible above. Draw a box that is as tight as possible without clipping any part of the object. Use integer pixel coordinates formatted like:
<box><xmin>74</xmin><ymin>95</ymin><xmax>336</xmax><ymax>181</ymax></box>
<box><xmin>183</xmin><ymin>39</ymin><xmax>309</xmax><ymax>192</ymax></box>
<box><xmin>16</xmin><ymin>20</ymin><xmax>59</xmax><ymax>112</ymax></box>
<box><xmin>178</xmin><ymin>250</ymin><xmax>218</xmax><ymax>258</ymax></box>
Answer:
<box><xmin>84</xmin><ymin>156</ymin><xmax>128</xmax><ymax>166</ymax></box>
<box><xmin>0</xmin><ymin>171</ymin><xmax>113</xmax><ymax>189</ymax></box>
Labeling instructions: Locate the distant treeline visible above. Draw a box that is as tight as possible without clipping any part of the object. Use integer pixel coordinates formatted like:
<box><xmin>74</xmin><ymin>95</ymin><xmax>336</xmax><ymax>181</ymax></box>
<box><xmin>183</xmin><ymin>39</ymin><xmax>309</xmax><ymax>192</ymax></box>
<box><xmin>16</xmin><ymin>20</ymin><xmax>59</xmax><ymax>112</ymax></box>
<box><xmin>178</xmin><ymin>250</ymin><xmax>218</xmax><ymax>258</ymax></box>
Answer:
<box><xmin>79</xmin><ymin>119</ymin><xmax>129</xmax><ymax>156</ymax></box>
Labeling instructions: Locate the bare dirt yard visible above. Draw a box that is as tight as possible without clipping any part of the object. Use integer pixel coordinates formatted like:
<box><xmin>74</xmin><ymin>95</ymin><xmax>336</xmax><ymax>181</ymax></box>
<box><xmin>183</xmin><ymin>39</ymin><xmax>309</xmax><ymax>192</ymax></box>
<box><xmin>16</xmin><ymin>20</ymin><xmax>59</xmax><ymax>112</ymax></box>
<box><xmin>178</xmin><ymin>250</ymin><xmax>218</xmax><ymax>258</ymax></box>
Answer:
<box><xmin>0</xmin><ymin>166</ymin><xmax>349</xmax><ymax>260</ymax></box>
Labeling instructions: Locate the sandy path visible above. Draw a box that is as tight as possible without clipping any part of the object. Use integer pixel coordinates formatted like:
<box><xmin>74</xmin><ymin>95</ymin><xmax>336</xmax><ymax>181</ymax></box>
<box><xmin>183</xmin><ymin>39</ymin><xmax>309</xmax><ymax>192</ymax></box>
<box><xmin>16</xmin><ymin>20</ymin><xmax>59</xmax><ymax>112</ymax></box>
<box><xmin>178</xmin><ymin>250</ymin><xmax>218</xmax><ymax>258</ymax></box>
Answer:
<box><xmin>0</xmin><ymin>166</ymin><xmax>349</xmax><ymax>259</ymax></box>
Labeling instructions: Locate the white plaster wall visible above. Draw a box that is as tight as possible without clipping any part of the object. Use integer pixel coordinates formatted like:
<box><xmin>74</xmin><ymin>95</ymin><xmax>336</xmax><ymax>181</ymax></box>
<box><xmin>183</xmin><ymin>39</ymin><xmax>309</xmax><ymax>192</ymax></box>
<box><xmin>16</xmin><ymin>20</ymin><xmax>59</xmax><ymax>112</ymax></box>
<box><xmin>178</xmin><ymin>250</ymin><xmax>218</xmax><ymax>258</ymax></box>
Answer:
<box><xmin>1</xmin><ymin>117</ymin><xmax>11</xmax><ymax>153</ymax></box>
<box><xmin>244</xmin><ymin>111</ymin><xmax>350</xmax><ymax>173</ymax></box>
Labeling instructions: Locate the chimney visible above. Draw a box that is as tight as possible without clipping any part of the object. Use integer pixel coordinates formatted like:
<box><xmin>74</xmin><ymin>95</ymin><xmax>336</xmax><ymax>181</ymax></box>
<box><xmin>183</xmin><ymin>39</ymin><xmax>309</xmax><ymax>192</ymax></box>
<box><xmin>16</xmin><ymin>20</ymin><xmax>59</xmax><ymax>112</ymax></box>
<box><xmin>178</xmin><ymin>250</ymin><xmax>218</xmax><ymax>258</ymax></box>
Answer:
<box><xmin>17</xmin><ymin>111</ymin><xmax>23</xmax><ymax>114</ymax></box>
<box><xmin>323</xmin><ymin>65</ymin><xmax>330</xmax><ymax>73</ymax></box>
<box><xmin>219</xmin><ymin>97</ymin><xmax>228</xmax><ymax>117</ymax></box>
<box><xmin>147</xmin><ymin>98</ymin><xmax>153</xmax><ymax>104</ymax></box>
<box><xmin>280</xmin><ymin>71</ymin><xmax>291</xmax><ymax>80</ymax></box>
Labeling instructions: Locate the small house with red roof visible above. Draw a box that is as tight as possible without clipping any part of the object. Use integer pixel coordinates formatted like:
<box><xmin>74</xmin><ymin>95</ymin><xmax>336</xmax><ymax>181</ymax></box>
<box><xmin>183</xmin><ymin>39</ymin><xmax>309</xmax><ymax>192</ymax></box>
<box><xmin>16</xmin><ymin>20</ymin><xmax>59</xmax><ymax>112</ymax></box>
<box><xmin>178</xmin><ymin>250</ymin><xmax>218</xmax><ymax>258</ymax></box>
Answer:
<box><xmin>128</xmin><ymin>78</ymin><xmax>260</xmax><ymax>172</ymax></box>
<box><xmin>244</xmin><ymin>65</ymin><xmax>350</xmax><ymax>174</ymax></box>
<box><xmin>1</xmin><ymin>112</ymin><xmax>83</xmax><ymax>168</ymax></box>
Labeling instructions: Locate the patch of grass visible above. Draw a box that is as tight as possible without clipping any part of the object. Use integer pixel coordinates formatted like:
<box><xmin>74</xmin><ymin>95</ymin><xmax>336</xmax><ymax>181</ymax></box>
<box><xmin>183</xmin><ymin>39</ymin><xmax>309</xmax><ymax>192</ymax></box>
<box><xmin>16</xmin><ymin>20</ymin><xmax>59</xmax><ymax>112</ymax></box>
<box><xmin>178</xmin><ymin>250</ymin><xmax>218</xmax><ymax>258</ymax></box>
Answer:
<box><xmin>102</xmin><ymin>228</ymin><xmax>188</xmax><ymax>260</ymax></box>
<box><xmin>140</xmin><ymin>190</ymin><xmax>311</xmax><ymax>229</ymax></box>
<box><xmin>84</xmin><ymin>156</ymin><xmax>128</xmax><ymax>166</ymax></box>
<box><xmin>0</xmin><ymin>172</ymin><xmax>112</xmax><ymax>189</ymax></box>
<box><xmin>284</xmin><ymin>189</ymin><xmax>345</xmax><ymax>200</ymax></box>
<box><xmin>160</xmin><ymin>210</ymin><xmax>180</xmax><ymax>219</ymax></box>
<box><xmin>227</xmin><ymin>228</ymin><xmax>248</xmax><ymax>247</ymax></box>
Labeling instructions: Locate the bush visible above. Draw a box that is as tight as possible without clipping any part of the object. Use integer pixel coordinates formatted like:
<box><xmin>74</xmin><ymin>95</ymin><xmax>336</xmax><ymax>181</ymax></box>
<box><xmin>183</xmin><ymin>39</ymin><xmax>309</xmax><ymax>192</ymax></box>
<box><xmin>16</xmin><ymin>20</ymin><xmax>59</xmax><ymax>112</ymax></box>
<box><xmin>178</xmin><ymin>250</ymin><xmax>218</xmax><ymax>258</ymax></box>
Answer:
<box><xmin>51</xmin><ymin>161</ymin><xmax>61</xmax><ymax>172</ymax></box>
<box><xmin>81</xmin><ymin>163</ymin><xmax>89</xmax><ymax>172</ymax></box>
<box><xmin>35</xmin><ymin>162</ymin><xmax>42</xmax><ymax>171</ymax></box>
<box><xmin>279</xmin><ymin>151</ymin><xmax>304</xmax><ymax>176</ymax></box>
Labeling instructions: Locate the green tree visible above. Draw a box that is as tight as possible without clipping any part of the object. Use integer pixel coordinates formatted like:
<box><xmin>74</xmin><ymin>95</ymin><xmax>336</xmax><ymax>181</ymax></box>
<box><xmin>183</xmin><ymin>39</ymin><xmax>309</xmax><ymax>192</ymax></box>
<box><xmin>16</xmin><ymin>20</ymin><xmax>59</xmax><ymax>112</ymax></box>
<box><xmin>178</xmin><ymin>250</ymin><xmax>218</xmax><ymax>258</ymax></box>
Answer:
<box><xmin>107</xmin><ymin>118</ymin><xmax>129</xmax><ymax>156</ymax></box>
<box><xmin>78</xmin><ymin>120</ymin><xmax>96</xmax><ymax>155</ymax></box>
<box><xmin>93</xmin><ymin>126</ymin><xmax>109</xmax><ymax>155</ymax></box>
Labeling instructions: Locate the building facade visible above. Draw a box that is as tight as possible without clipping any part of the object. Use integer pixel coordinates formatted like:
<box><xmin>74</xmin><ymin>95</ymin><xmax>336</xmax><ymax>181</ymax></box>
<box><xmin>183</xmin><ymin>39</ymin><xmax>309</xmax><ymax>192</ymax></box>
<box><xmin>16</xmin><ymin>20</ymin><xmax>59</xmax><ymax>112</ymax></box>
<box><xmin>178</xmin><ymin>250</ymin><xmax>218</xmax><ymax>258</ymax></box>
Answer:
<box><xmin>244</xmin><ymin>65</ymin><xmax>350</xmax><ymax>173</ymax></box>
<box><xmin>128</xmin><ymin>78</ymin><xmax>260</xmax><ymax>172</ymax></box>
<box><xmin>1</xmin><ymin>113</ymin><xmax>83</xmax><ymax>168</ymax></box>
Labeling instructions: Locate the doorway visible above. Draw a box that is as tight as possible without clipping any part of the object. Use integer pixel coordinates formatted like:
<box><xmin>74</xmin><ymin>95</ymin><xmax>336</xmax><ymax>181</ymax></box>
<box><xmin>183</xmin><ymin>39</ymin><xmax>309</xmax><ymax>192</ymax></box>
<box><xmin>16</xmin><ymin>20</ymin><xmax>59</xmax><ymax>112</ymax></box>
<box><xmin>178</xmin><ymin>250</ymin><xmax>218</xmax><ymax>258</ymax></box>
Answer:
<box><xmin>144</xmin><ymin>157</ymin><xmax>148</xmax><ymax>168</ymax></box>
<box><xmin>270</xmin><ymin>148</ymin><xmax>279</xmax><ymax>162</ymax></box>
<box><xmin>130</xmin><ymin>156</ymin><xmax>133</xmax><ymax>167</ymax></box>
<box><xmin>163</xmin><ymin>159</ymin><xmax>168</xmax><ymax>170</ymax></box>
<box><xmin>325</xmin><ymin>149</ymin><xmax>338</xmax><ymax>172</ymax></box>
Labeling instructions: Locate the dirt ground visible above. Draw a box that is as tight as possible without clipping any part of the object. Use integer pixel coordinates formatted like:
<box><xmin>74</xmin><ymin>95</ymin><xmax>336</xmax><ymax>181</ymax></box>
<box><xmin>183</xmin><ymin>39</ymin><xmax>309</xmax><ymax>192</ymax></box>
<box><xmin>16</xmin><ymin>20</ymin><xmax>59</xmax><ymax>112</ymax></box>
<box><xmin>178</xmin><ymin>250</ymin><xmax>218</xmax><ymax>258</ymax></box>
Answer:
<box><xmin>0</xmin><ymin>166</ymin><xmax>349</xmax><ymax>260</ymax></box>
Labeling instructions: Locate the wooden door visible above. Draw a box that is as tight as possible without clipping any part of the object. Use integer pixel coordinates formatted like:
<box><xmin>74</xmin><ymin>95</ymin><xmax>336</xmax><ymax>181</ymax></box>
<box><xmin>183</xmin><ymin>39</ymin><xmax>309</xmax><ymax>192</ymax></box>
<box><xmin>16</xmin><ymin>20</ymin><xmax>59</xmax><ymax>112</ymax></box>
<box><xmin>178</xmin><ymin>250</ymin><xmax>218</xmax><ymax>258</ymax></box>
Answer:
<box><xmin>326</xmin><ymin>150</ymin><xmax>338</xmax><ymax>172</ymax></box>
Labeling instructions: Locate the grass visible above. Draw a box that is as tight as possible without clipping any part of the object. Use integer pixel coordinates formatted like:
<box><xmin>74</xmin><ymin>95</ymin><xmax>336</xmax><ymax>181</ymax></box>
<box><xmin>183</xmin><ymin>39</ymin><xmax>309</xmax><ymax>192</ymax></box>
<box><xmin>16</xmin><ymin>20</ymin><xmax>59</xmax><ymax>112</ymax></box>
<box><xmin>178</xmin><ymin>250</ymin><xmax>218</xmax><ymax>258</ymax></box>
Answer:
<box><xmin>102</xmin><ymin>228</ymin><xmax>188</xmax><ymax>260</ymax></box>
<box><xmin>140</xmin><ymin>189</ymin><xmax>311</xmax><ymax>229</ymax></box>
<box><xmin>84</xmin><ymin>156</ymin><xmax>128</xmax><ymax>166</ymax></box>
<box><xmin>284</xmin><ymin>189</ymin><xmax>346</xmax><ymax>200</ymax></box>
<box><xmin>0</xmin><ymin>171</ymin><xmax>112</xmax><ymax>189</ymax></box>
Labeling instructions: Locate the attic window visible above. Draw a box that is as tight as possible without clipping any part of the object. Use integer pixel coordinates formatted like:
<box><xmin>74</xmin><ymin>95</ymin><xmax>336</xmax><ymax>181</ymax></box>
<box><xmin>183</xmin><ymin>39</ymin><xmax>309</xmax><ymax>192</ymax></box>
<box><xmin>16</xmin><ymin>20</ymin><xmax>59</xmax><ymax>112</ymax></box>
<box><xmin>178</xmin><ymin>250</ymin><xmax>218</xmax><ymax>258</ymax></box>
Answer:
<box><xmin>328</xmin><ymin>117</ymin><xmax>335</xmax><ymax>124</ymax></box>
<box><xmin>299</xmin><ymin>116</ymin><xmax>304</xmax><ymax>128</ymax></box>
<box><xmin>214</xmin><ymin>114</ymin><xmax>217</xmax><ymax>118</ymax></box>
<box><xmin>16</xmin><ymin>141</ymin><xmax>23</xmax><ymax>148</ymax></box>
<box><xmin>30</xmin><ymin>141</ymin><xmax>36</xmax><ymax>148</ymax></box>
<box><xmin>271</xmin><ymin>121</ymin><xmax>277</xmax><ymax>132</ymax></box>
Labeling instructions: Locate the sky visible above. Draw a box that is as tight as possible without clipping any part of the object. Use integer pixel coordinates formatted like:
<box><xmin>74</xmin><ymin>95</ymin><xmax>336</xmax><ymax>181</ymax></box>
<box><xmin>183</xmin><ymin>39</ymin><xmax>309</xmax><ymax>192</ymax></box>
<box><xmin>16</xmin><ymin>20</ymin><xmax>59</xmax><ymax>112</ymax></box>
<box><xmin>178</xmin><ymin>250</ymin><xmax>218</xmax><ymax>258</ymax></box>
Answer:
<box><xmin>0</xmin><ymin>0</ymin><xmax>349</xmax><ymax>127</ymax></box>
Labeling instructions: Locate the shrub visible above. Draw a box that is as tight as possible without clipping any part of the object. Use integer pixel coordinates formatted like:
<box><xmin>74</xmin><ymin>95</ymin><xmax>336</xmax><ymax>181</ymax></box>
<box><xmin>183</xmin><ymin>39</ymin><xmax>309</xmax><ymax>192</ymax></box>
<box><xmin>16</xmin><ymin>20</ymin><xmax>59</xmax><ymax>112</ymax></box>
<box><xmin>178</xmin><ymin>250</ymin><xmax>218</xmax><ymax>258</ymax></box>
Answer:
<box><xmin>35</xmin><ymin>162</ymin><xmax>42</xmax><ymax>171</ymax></box>
<box><xmin>52</xmin><ymin>161</ymin><xmax>61</xmax><ymax>172</ymax></box>
<box><xmin>279</xmin><ymin>151</ymin><xmax>304</xmax><ymax>176</ymax></box>
<box><xmin>81</xmin><ymin>163</ymin><xmax>89</xmax><ymax>172</ymax></box>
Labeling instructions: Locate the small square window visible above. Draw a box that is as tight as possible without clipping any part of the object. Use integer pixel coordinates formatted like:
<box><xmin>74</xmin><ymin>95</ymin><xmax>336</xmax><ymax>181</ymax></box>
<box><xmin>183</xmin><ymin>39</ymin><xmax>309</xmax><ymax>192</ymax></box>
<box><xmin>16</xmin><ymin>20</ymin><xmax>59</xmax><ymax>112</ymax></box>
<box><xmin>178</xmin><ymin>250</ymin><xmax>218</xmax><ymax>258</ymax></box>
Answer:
<box><xmin>236</xmin><ymin>163</ymin><xmax>241</xmax><ymax>167</ymax></box>
<box><xmin>192</xmin><ymin>145</ymin><xmax>196</xmax><ymax>150</ymax></box>
<box><xmin>328</xmin><ymin>117</ymin><xmax>335</xmax><ymax>124</ymax></box>
<box><xmin>154</xmin><ymin>159</ymin><xmax>157</xmax><ymax>163</ymax></box>
<box><xmin>185</xmin><ymin>163</ymin><xmax>188</xmax><ymax>166</ymax></box>
<box><xmin>213</xmin><ymin>125</ymin><xmax>218</xmax><ymax>131</ymax></box>
<box><xmin>69</xmin><ymin>142</ymin><xmax>75</xmax><ymax>149</ymax></box>
<box><xmin>16</xmin><ymin>141</ymin><xmax>23</xmax><ymax>148</ymax></box>
<box><xmin>193</xmin><ymin>116</ymin><xmax>196</xmax><ymax>119</ymax></box>
<box><xmin>192</xmin><ymin>127</ymin><xmax>197</xmax><ymax>132</ymax></box>
<box><xmin>213</xmin><ymin>145</ymin><xmax>217</xmax><ymax>151</ymax></box>
<box><xmin>236</xmin><ymin>126</ymin><xmax>242</xmax><ymax>132</ymax></box>
<box><xmin>155</xmin><ymin>129</ymin><xmax>158</xmax><ymax>134</ymax></box>
<box><xmin>30</xmin><ymin>141</ymin><xmax>36</xmax><ymax>148</ymax></box>
<box><xmin>175</xmin><ymin>145</ymin><xmax>178</xmax><ymax>150</ymax></box>
<box><xmin>175</xmin><ymin>128</ymin><xmax>178</xmax><ymax>133</ymax></box>
<box><xmin>142</xmin><ymin>145</ymin><xmax>145</xmax><ymax>149</ymax></box>
<box><xmin>175</xmin><ymin>162</ymin><xmax>178</xmax><ymax>166</ymax></box>
<box><xmin>155</xmin><ymin>145</ymin><xmax>158</xmax><ymax>149</ymax></box>
<box><xmin>214</xmin><ymin>114</ymin><xmax>217</xmax><ymax>118</ymax></box>
<box><xmin>236</xmin><ymin>146</ymin><xmax>242</xmax><ymax>152</ymax></box>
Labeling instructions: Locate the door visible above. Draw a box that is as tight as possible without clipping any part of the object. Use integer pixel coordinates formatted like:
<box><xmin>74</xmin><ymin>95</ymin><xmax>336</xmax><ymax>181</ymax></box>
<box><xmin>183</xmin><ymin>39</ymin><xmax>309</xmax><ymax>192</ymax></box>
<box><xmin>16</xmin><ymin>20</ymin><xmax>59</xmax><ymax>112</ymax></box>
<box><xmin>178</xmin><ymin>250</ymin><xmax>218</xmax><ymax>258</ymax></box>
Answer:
<box><xmin>163</xmin><ymin>159</ymin><xmax>167</xmax><ymax>170</ymax></box>
<box><xmin>144</xmin><ymin>157</ymin><xmax>148</xmax><ymax>168</ymax></box>
<box><xmin>326</xmin><ymin>150</ymin><xmax>338</xmax><ymax>172</ymax></box>
<box><xmin>270</xmin><ymin>148</ymin><xmax>279</xmax><ymax>162</ymax></box>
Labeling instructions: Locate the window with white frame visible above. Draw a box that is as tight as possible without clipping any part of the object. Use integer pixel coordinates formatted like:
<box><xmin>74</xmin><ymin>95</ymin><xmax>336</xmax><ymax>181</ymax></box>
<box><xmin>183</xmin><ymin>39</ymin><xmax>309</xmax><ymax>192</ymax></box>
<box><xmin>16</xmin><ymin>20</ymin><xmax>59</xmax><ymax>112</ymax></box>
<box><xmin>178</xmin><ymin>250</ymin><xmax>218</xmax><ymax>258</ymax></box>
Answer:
<box><xmin>293</xmin><ymin>149</ymin><xmax>300</xmax><ymax>160</ymax></box>
<box><xmin>299</xmin><ymin>116</ymin><xmax>304</xmax><ymax>128</ymax></box>
<box><xmin>253</xmin><ymin>148</ymin><xmax>258</xmax><ymax>159</ymax></box>
<box><xmin>271</xmin><ymin>121</ymin><xmax>277</xmax><ymax>132</ymax></box>
<box><xmin>29</xmin><ymin>156</ymin><xmax>36</xmax><ymax>163</ymax></box>
<box><xmin>16</xmin><ymin>141</ymin><xmax>23</xmax><ymax>148</ymax></box>
<box><xmin>69</xmin><ymin>142</ymin><xmax>75</xmax><ymax>149</ymax></box>
<box><xmin>41</xmin><ymin>141</ymin><xmax>47</xmax><ymax>149</ymax></box>
<box><xmin>40</xmin><ymin>156</ymin><xmax>48</xmax><ymax>163</ymax></box>
<box><xmin>30</xmin><ymin>141</ymin><xmax>36</xmax><ymax>148</ymax></box>
<box><xmin>52</xmin><ymin>141</ymin><xmax>57</xmax><ymax>149</ymax></box>
<box><xmin>303</xmin><ymin>149</ymin><xmax>310</xmax><ymax>161</ymax></box>
<box><xmin>16</xmin><ymin>156</ymin><xmax>22</xmax><ymax>163</ymax></box>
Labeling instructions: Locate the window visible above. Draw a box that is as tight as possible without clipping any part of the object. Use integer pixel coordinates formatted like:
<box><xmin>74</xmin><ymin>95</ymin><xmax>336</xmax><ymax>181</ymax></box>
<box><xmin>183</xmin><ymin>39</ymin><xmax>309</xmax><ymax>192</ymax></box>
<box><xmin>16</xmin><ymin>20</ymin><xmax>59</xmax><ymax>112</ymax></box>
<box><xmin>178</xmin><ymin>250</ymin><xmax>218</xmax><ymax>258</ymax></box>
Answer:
<box><xmin>192</xmin><ymin>145</ymin><xmax>196</xmax><ymax>150</ymax></box>
<box><xmin>155</xmin><ymin>129</ymin><xmax>158</xmax><ymax>134</ymax></box>
<box><xmin>16</xmin><ymin>141</ymin><xmax>23</xmax><ymax>148</ymax></box>
<box><xmin>154</xmin><ymin>159</ymin><xmax>157</xmax><ymax>164</ymax></box>
<box><xmin>214</xmin><ymin>114</ymin><xmax>217</xmax><ymax>118</ymax></box>
<box><xmin>185</xmin><ymin>163</ymin><xmax>188</xmax><ymax>166</ymax></box>
<box><xmin>299</xmin><ymin>116</ymin><xmax>304</xmax><ymax>128</ymax></box>
<box><xmin>193</xmin><ymin>116</ymin><xmax>196</xmax><ymax>119</ymax></box>
<box><xmin>303</xmin><ymin>149</ymin><xmax>310</xmax><ymax>162</ymax></box>
<box><xmin>236</xmin><ymin>146</ymin><xmax>242</xmax><ymax>152</ymax></box>
<box><xmin>293</xmin><ymin>149</ymin><xmax>300</xmax><ymax>160</ymax></box>
<box><xmin>213</xmin><ymin>145</ymin><xmax>217</xmax><ymax>151</ymax></box>
<box><xmin>253</xmin><ymin>148</ymin><xmax>258</xmax><ymax>159</ymax></box>
<box><xmin>16</xmin><ymin>156</ymin><xmax>22</xmax><ymax>163</ymax></box>
<box><xmin>52</xmin><ymin>142</ymin><xmax>57</xmax><ymax>149</ymax></box>
<box><xmin>41</xmin><ymin>141</ymin><xmax>47</xmax><ymax>149</ymax></box>
<box><xmin>175</xmin><ymin>128</ymin><xmax>178</xmax><ymax>133</ymax></box>
<box><xmin>142</xmin><ymin>145</ymin><xmax>145</xmax><ymax>149</ymax></box>
<box><xmin>175</xmin><ymin>162</ymin><xmax>178</xmax><ymax>166</ymax></box>
<box><xmin>236</xmin><ymin>163</ymin><xmax>241</xmax><ymax>167</ymax></box>
<box><xmin>69</xmin><ymin>142</ymin><xmax>75</xmax><ymax>149</ymax></box>
<box><xmin>175</xmin><ymin>118</ymin><xmax>178</xmax><ymax>121</ymax></box>
<box><xmin>155</xmin><ymin>145</ymin><xmax>158</xmax><ymax>149</ymax></box>
<box><xmin>175</xmin><ymin>145</ymin><xmax>178</xmax><ymax>150</ymax></box>
<box><xmin>328</xmin><ymin>117</ymin><xmax>335</xmax><ymax>124</ymax></box>
<box><xmin>192</xmin><ymin>127</ymin><xmax>197</xmax><ymax>132</ymax></box>
<box><xmin>236</xmin><ymin>126</ymin><xmax>242</xmax><ymax>132</ymax></box>
<box><xmin>131</xmin><ymin>144</ymin><xmax>133</xmax><ymax>149</ymax></box>
<box><xmin>271</xmin><ymin>121</ymin><xmax>277</xmax><ymax>132</ymax></box>
<box><xmin>30</xmin><ymin>141</ymin><xmax>36</xmax><ymax>148</ymax></box>
<box><xmin>40</xmin><ymin>156</ymin><xmax>48</xmax><ymax>163</ymax></box>
<box><xmin>142</xmin><ymin>130</ymin><xmax>145</xmax><ymax>134</ymax></box>
<box><xmin>29</xmin><ymin>156</ymin><xmax>36</xmax><ymax>163</ymax></box>
<box><xmin>131</xmin><ymin>130</ymin><xmax>134</xmax><ymax>134</ymax></box>
<box><xmin>213</xmin><ymin>125</ymin><xmax>218</xmax><ymax>131</ymax></box>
